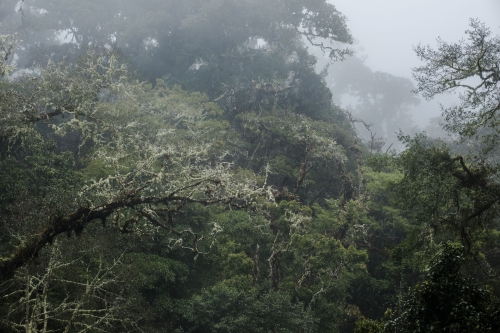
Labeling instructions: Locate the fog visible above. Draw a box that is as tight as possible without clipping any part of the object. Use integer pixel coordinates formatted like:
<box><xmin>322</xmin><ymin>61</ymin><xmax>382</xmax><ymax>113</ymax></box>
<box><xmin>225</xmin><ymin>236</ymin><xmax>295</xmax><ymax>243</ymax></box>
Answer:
<box><xmin>2</xmin><ymin>1</ymin><xmax>500</xmax><ymax>332</ymax></box>
<box><xmin>328</xmin><ymin>0</ymin><xmax>499</xmax><ymax>129</ymax></box>
<box><xmin>332</xmin><ymin>0</ymin><xmax>499</xmax><ymax>78</ymax></box>
<box><xmin>4</xmin><ymin>0</ymin><xmax>498</xmax><ymax>135</ymax></box>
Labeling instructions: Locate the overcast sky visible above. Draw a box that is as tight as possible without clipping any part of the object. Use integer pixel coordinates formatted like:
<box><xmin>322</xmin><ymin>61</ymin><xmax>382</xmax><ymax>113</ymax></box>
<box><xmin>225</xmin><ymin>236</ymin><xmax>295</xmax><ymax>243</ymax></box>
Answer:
<box><xmin>331</xmin><ymin>0</ymin><xmax>500</xmax><ymax>78</ymax></box>
<box><xmin>326</xmin><ymin>0</ymin><xmax>500</xmax><ymax>127</ymax></box>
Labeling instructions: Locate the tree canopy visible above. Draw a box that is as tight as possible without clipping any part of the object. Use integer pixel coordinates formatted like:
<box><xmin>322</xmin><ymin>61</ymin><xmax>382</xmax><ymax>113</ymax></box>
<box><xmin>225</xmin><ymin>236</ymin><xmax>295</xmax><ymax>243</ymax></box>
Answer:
<box><xmin>1</xmin><ymin>2</ymin><xmax>500</xmax><ymax>333</ymax></box>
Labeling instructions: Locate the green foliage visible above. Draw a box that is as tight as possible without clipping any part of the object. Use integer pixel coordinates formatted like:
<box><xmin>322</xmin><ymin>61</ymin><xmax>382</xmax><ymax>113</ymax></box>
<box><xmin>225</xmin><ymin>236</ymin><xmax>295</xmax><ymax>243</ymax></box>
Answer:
<box><xmin>236</xmin><ymin>109</ymin><xmax>353</xmax><ymax>204</ymax></box>
<box><xmin>122</xmin><ymin>253</ymin><xmax>188</xmax><ymax>290</ymax></box>
<box><xmin>354</xmin><ymin>21</ymin><xmax>500</xmax><ymax>333</ymax></box>
<box><xmin>0</xmin><ymin>141</ymin><xmax>79</xmax><ymax>205</ymax></box>
<box><xmin>0</xmin><ymin>136</ymin><xmax>82</xmax><ymax>258</ymax></box>
<box><xmin>400</xmin><ymin>243</ymin><xmax>499</xmax><ymax>332</ymax></box>
<box><xmin>394</xmin><ymin>133</ymin><xmax>500</xmax><ymax>257</ymax></box>
<box><xmin>183</xmin><ymin>278</ymin><xmax>317</xmax><ymax>333</ymax></box>
<box><xmin>356</xmin><ymin>244</ymin><xmax>500</xmax><ymax>333</ymax></box>
<box><xmin>413</xmin><ymin>19</ymin><xmax>500</xmax><ymax>143</ymax></box>
<box><xmin>5</xmin><ymin>3</ymin><xmax>500</xmax><ymax>333</ymax></box>
<box><xmin>0</xmin><ymin>240</ymin><xmax>141</xmax><ymax>333</ymax></box>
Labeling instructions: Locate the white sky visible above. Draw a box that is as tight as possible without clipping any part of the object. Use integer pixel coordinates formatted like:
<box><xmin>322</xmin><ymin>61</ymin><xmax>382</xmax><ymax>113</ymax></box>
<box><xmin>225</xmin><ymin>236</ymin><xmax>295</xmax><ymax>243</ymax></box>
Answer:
<box><xmin>331</xmin><ymin>0</ymin><xmax>500</xmax><ymax>78</ymax></box>
<box><xmin>328</xmin><ymin>0</ymin><xmax>500</xmax><ymax>127</ymax></box>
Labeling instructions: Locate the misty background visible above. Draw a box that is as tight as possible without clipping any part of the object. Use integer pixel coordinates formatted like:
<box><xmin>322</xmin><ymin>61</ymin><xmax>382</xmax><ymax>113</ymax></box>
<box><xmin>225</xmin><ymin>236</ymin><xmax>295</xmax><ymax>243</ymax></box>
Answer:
<box><xmin>3</xmin><ymin>0</ymin><xmax>499</xmax><ymax>148</ymax></box>
<box><xmin>2</xmin><ymin>1</ymin><xmax>500</xmax><ymax>332</ymax></box>
<box><xmin>313</xmin><ymin>0</ymin><xmax>500</xmax><ymax>148</ymax></box>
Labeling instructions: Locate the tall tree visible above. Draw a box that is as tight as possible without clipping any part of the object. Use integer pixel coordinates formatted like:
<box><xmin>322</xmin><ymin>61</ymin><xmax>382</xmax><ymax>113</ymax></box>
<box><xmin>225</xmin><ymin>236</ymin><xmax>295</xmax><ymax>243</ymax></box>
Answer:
<box><xmin>324</xmin><ymin>56</ymin><xmax>420</xmax><ymax>148</ymax></box>
<box><xmin>413</xmin><ymin>19</ymin><xmax>500</xmax><ymax>143</ymax></box>
<box><xmin>0</xmin><ymin>47</ymin><xmax>264</xmax><ymax>281</ymax></box>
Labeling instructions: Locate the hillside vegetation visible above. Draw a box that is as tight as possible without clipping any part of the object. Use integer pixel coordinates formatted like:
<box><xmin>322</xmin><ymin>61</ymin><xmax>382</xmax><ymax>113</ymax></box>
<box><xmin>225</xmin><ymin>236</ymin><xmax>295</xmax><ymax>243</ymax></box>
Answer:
<box><xmin>1</xmin><ymin>2</ymin><xmax>499</xmax><ymax>332</ymax></box>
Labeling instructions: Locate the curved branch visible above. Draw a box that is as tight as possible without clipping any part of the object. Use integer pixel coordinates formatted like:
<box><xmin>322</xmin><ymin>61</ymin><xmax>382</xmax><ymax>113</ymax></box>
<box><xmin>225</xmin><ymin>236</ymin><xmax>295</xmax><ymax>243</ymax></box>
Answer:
<box><xmin>0</xmin><ymin>190</ymin><xmax>245</xmax><ymax>281</ymax></box>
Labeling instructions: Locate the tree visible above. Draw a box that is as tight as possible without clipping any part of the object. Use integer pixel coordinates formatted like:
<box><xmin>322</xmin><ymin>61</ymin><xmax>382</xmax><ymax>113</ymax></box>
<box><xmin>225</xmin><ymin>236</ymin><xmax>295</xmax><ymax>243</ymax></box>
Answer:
<box><xmin>322</xmin><ymin>55</ymin><xmax>420</xmax><ymax>149</ymax></box>
<box><xmin>394</xmin><ymin>134</ymin><xmax>500</xmax><ymax>253</ymax></box>
<box><xmin>1</xmin><ymin>241</ymin><xmax>140</xmax><ymax>333</ymax></box>
<box><xmin>353</xmin><ymin>19</ymin><xmax>500</xmax><ymax>333</ymax></box>
<box><xmin>1</xmin><ymin>3</ymin><xmax>378</xmax><ymax>332</ymax></box>
<box><xmin>8</xmin><ymin>0</ymin><xmax>353</xmax><ymax>96</ymax></box>
<box><xmin>183</xmin><ymin>278</ymin><xmax>317</xmax><ymax>333</ymax></box>
<box><xmin>235</xmin><ymin>109</ymin><xmax>351</xmax><ymax>204</ymax></box>
<box><xmin>393</xmin><ymin>20</ymin><xmax>500</xmax><ymax>279</ymax></box>
<box><xmin>355</xmin><ymin>243</ymin><xmax>500</xmax><ymax>333</ymax></box>
<box><xmin>0</xmin><ymin>46</ymin><xmax>264</xmax><ymax>281</ymax></box>
<box><xmin>4</xmin><ymin>0</ymin><xmax>361</xmax><ymax>205</ymax></box>
<box><xmin>413</xmin><ymin>19</ymin><xmax>500</xmax><ymax>142</ymax></box>
<box><xmin>0</xmin><ymin>28</ymin><xmax>16</xmax><ymax>78</ymax></box>
<box><xmin>367</xmin><ymin>20</ymin><xmax>500</xmax><ymax>290</ymax></box>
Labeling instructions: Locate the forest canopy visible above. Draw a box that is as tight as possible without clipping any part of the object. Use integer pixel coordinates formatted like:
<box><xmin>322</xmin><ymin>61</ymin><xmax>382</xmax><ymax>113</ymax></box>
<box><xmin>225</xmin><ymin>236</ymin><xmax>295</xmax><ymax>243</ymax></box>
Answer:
<box><xmin>1</xmin><ymin>2</ymin><xmax>500</xmax><ymax>333</ymax></box>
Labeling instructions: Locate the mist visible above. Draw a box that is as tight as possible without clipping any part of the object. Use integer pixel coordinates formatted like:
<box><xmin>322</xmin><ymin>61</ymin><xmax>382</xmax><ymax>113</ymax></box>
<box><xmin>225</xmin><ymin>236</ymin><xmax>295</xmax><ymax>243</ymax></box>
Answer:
<box><xmin>314</xmin><ymin>0</ymin><xmax>500</xmax><ymax>147</ymax></box>
<box><xmin>1</xmin><ymin>1</ymin><xmax>500</xmax><ymax>332</ymax></box>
